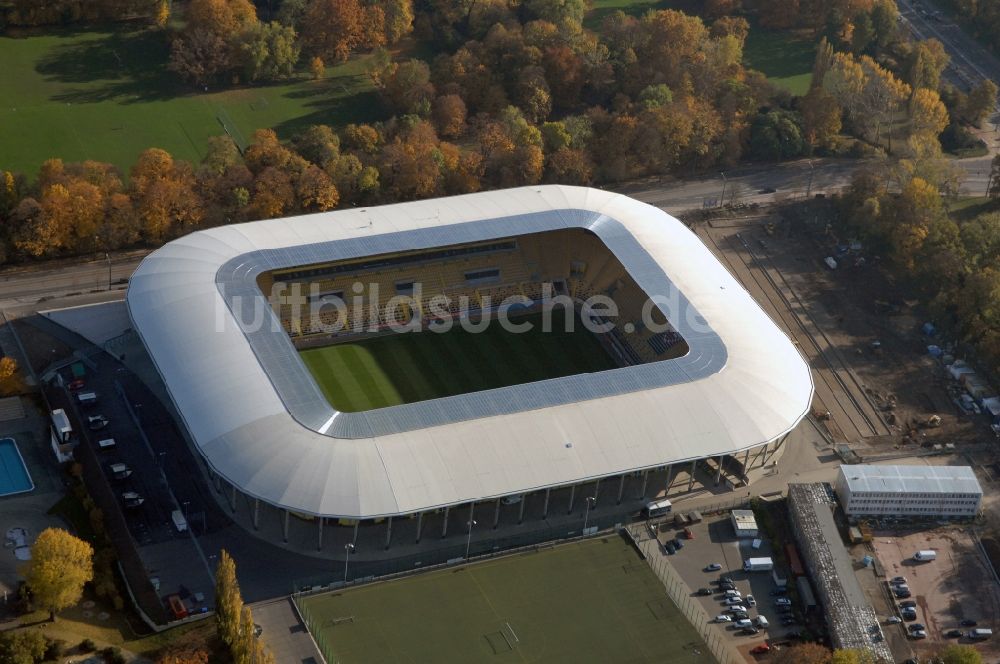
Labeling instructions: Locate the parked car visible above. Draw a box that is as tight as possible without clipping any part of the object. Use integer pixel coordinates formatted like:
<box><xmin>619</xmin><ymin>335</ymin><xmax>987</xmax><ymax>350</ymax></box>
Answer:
<box><xmin>891</xmin><ymin>576</ymin><xmax>907</xmax><ymax>584</ymax></box>
<box><xmin>715</xmin><ymin>615</ymin><xmax>732</xmax><ymax>623</ymax></box>
<box><xmin>894</xmin><ymin>590</ymin><xmax>912</xmax><ymax>599</ymax></box>
<box><xmin>720</xmin><ymin>582</ymin><xmax>736</xmax><ymax>591</ymax></box>
<box><xmin>742</xmin><ymin>627</ymin><xmax>760</xmax><ymax>636</ymax></box>
<box><xmin>724</xmin><ymin>589</ymin><xmax>741</xmax><ymax>598</ymax></box>
<box><xmin>68</xmin><ymin>379</ymin><xmax>85</xmax><ymax>391</ymax></box>
<box><xmin>122</xmin><ymin>491</ymin><xmax>145</xmax><ymax>509</ymax></box>
<box><xmin>727</xmin><ymin>605</ymin><xmax>748</xmax><ymax>614</ymax></box>
<box><xmin>910</xmin><ymin>630</ymin><xmax>927</xmax><ymax>640</ymax></box>
<box><xmin>750</xmin><ymin>644</ymin><xmax>770</xmax><ymax>655</ymax></box>
<box><xmin>770</xmin><ymin>588</ymin><xmax>788</xmax><ymax>596</ymax></box>
<box><xmin>734</xmin><ymin>619</ymin><xmax>753</xmax><ymax>629</ymax></box>
<box><xmin>732</xmin><ymin>611</ymin><xmax>749</xmax><ymax>620</ymax></box>
<box><xmin>719</xmin><ymin>575</ymin><xmax>733</xmax><ymax>584</ymax></box>
<box><xmin>684</xmin><ymin>527</ymin><xmax>694</xmax><ymax>540</ymax></box>
<box><xmin>664</xmin><ymin>541</ymin><xmax>676</xmax><ymax>555</ymax></box>
<box><xmin>725</xmin><ymin>597</ymin><xmax>744</xmax><ymax>605</ymax></box>
<box><xmin>705</xmin><ymin>563</ymin><xmax>721</xmax><ymax>572</ymax></box>
<box><xmin>775</xmin><ymin>598</ymin><xmax>792</xmax><ymax>606</ymax></box>
<box><xmin>908</xmin><ymin>623</ymin><xmax>926</xmax><ymax>632</ymax></box>
<box><xmin>697</xmin><ymin>588</ymin><xmax>713</xmax><ymax>596</ymax></box>
<box><xmin>946</xmin><ymin>629</ymin><xmax>963</xmax><ymax>638</ymax></box>
<box><xmin>674</xmin><ymin>538</ymin><xmax>684</xmax><ymax>549</ymax></box>
<box><xmin>746</xmin><ymin>594</ymin><xmax>756</xmax><ymax>607</ymax></box>
<box><xmin>961</xmin><ymin>620</ymin><xmax>978</xmax><ymax>627</ymax></box>
<box><xmin>87</xmin><ymin>414</ymin><xmax>109</xmax><ymax>430</ymax></box>
<box><xmin>899</xmin><ymin>600</ymin><xmax>917</xmax><ymax>608</ymax></box>
<box><xmin>886</xmin><ymin>617</ymin><xmax>902</xmax><ymax>624</ymax></box>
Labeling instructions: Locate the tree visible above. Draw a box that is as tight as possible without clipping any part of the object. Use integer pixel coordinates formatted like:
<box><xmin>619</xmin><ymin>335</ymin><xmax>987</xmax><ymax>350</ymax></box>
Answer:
<box><xmin>378</xmin><ymin>60</ymin><xmax>435</xmax><ymax>116</ymax></box>
<box><xmin>156</xmin><ymin>647</ymin><xmax>210</xmax><ymax>664</ymax></box>
<box><xmin>215</xmin><ymin>550</ymin><xmax>243</xmax><ymax>647</ymax></box>
<box><xmin>0</xmin><ymin>630</ymin><xmax>47</xmax><ymax>664</ymax></box>
<box><xmin>168</xmin><ymin>28</ymin><xmax>232</xmax><ymax>86</ymax></box>
<box><xmin>310</xmin><ymin>56</ymin><xmax>325</xmax><ymax>80</ymax></box>
<box><xmin>870</xmin><ymin>0</ymin><xmax>899</xmax><ymax>52</ymax></box>
<box><xmin>187</xmin><ymin>0</ymin><xmax>257</xmax><ymax>36</ymax></box>
<box><xmin>772</xmin><ymin>642</ymin><xmax>831</xmax><ymax>664</ymax></box>
<box><xmin>909</xmin><ymin>88</ymin><xmax>949</xmax><ymax>137</ymax></box>
<box><xmin>292</xmin><ymin>125</ymin><xmax>341</xmax><ymax>167</ymax></box>
<box><xmin>0</xmin><ymin>358</ymin><xmax>26</xmax><ymax>396</ymax></box>
<box><xmin>432</xmin><ymin>95</ymin><xmax>467</xmax><ymax>138</ymax></box>
<box><xmin>233</xmin><ymin>605</ymin><xmax>274</xmax><ymax>664</ymax></box>
<box><xmin>382</xmin><ymin>0</ymin><xmax>414</xmax><ymax>44</ymax></box>
<box><xmin>638</xmin><ymin>84</ymin><xmax>673</xmax><ymax>109</ymax></box>
<box><xmin>154</xmin><ymin>0</ymin><xmax>170</xmax><ymax>27</ymax></box>
<box><xmin>514</xmin><ymin>66</ymin><xmax>552</xmax><ymax>123</ymax></box>
<box><xmin>938</xmin><ymin>644</ymin><xmax>983</xmax><ymax>664</ymax></box>
<box><xmin>962</xmin><ymin>79</ymin><xmax>998</xmax><ymax>126</ymax></box>
<box><xmin>236</xmin><ymin>21</ymin><xmax>301</xmax><ymax>82</ymax></box>
<box><xmin>906</xmin><ymin>39</ymin><xmax>949</xmax><ymax>91</ymax></box>
<box><xmin>801</xmin><ymin>87</ymin><xmax>843</xmax><ymax>149</ymax></box>
<box><xmin>302</xmin><ymin>0</ymin><xmax>385</xmax><ymax>62</ymax></box>
<box><xmin>525</xmin><ymin>0</ymin><xmax>587</xmax><ymax>25</ymax></box>
<box><xmin>544</xmin><ymin>147</ymin><xmax>593</xmax><ymax>184</ymax></box>
<box><xmin>24</xmin><ymin>528</ymin><xmax>93</xmax><ymax>620</ymax></box>
<box><xmin>201</xmin><ymin>136</ymin><xmax>242</xmax><ymax>177</ymax></box>
<box><xmin>749</xmin><ymin>110</ymin><xmax>805</xmax><ymax>161</ymax></box>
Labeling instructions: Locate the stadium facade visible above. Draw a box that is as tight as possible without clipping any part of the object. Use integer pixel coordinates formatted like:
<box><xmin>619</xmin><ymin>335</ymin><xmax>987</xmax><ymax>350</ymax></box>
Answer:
<box><xmin>127</xmin><ymin>186</ymin><xmax>813</xmax><ymax>546</ymax></box>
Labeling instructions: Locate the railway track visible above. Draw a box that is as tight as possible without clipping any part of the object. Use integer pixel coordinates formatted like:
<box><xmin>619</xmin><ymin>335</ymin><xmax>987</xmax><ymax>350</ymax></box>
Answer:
<box><xmin>698</xmin><ymin>226</ymin><xmax>889</xmax><ymax>441</ymax></box>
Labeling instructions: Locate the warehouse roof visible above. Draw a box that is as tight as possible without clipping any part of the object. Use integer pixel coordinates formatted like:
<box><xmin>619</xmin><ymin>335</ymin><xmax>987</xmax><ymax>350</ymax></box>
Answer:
<box><xmin>126</xmin><ymin>186</ymin><xmax>813</xmax><ymax>519</ymax></box>
<box><xmin>839</xmin><ymin>465</ymin><xmax>982</xmax><ymax>495</ymax></box>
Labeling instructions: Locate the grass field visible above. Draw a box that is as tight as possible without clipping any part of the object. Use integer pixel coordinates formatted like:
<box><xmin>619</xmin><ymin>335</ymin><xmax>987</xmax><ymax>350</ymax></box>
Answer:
<box><xmin>299</xmin><ymin>310</ymin><xmax>618</xmax><ymax>412</ymax></box>
<box><xmin>743</xmin><ymin>27</ymin><xmax>817</xmax><ymax>96</ymax></box>
<box><xmin>0</xmin><ymin>26</ymin><xmax>379</xmax><ymax>176</ymax></box>
<box><xmin>297</xmin><ymin>536</ymin><xmax>711</xmax><ymax>664</ymax></box>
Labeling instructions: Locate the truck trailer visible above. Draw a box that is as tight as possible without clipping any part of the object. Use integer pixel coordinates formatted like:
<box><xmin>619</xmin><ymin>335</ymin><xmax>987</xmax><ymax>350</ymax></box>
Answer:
<box><xmin>744</xmin><ymin>557</ymin><xmax>774</xmax><ymax>572</ymax></box>
<box><xmin>913</xmin><ymin>550</ymin><xmax>937</xmax><ymax>562</ymax></box>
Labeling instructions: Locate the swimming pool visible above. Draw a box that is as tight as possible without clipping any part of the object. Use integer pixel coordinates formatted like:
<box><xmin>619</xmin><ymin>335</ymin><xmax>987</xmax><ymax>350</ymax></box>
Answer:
<box><xmin>0</xmin><ymin>438</ymin><xmax>33</xmax><ymax>497</ymax></box>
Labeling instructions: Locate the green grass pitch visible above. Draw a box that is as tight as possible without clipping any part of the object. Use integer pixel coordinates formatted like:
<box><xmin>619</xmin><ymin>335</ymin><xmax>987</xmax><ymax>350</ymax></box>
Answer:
<box><xmin>0</xmin><ymin>26</ymin><xmax>379</xmax><ymax>177</ymax></box>
<box><xmin>299</xmin><ymin>310</ymin><xmax>619</xmax><ymax>412</ymax></box>
<box><xmin>296</xmin><ymin>536</ymin><xmax>712</xmax><ymax>664</ymax></box>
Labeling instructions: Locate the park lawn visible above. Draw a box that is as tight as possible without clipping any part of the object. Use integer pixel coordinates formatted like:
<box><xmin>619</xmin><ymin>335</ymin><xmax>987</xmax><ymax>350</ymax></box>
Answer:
<box><xmin>299</xmin><ymin>309</ymin><xmax>618</xmax><ymax>412</ymax></box>
<box><xmin>948</xmin><ymin>196</ymin><xmax>997</xmax><ymax>221</ymax></box>
<box><xmin>297</xmin><ymin>536</ymin><xmax>710</xmax><ymax>664</ymax></box>
<box><xmin>0</xmin><ymin>26</ymin><xmax>380</xmax><ymax>177</ymax></box>
<box><xmin>743</xmin><ymin>27</ymin><xmax>817</xmax><ymax>96</ymax></box>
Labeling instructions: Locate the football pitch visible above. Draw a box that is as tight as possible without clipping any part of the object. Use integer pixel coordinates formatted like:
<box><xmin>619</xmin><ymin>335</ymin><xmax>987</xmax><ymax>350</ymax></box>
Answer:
<box><xmin>296</xmin><ymin>536</ymin><xmax>712</xmax><ymax>664</ymax></box>
<box><xmin>298</xmin><ymin>310</ymin><xmax>619</xmax><ymax>412</ymax></box>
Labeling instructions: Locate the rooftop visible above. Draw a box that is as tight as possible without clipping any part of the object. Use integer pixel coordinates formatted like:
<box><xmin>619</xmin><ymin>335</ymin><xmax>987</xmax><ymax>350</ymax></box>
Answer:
<box><xmin>839</xmin><ymin>465</ymin><xmax>982</xmax><ymax>495</ymax></box>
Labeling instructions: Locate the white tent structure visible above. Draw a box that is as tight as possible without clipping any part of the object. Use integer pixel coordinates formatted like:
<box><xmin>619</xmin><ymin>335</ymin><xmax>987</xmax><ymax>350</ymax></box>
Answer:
<box><xmin>127</xmin><ymin>186</ymin><xmax>813</xmax><ymax>522</ymax></box>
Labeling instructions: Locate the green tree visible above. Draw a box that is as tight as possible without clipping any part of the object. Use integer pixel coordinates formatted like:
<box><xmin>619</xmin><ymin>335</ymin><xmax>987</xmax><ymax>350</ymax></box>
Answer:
<box><xmin>938</xmin><ymin>644</ymin><xmax>983</xmax><ymax>664</ymax></box>
<box><xmin>291</xmin><ymin>125</ymin><xmax>341</xmax><ymax>167</ymax></box>
<box><xmin>24</xmin><ymin>528</ymin><xmax>93</xmax><ymax>620</ymax></box>
<box><xmin>0</xmin><ymin>630</ymin><xmax>47</xmax><ymax>664</ymax></box>
<box><xmin>638</xmin><ymin>84</ymin><xmax>673</xmax><ymax>109</ymax></box>
<box><xmin>525</xmin><ymin>0</ymin><xmax>587</xmax><ymax>25</ymax></box>
<box><xmin>237</xmin><ymin>21</ymin><xmax>301</xmax><ymax>82</ymax></box>
<box><xmin>382</xmin><ymin>0</ymin><xmax>414</xmax><ymax>44</ymax></box>
<box><xmin>749</xmin><ymin>110</ymin><xmax>805</xmax><ymax>160</ymax></box>
<box><xmin>962</xmin><ymin>79</ymin><xmax>998</xmax><ymax>126</ymax></box>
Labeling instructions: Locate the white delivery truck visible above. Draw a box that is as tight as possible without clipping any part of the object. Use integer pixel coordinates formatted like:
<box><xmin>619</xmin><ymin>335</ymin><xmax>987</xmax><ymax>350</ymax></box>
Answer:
<box><xmin>968</xmin><ymin>628</ymin><xmax>993</xmax><ymax>640</ymax></box>
<box><xmin>171</xmin><ymin>510</ymin><xmax>188</xmax><ymax>533</ymax></box>
<box><xmin>913</xmin><ymin>550</ymin><xmax>937</xmax><ymax>562</ymax></box>
<box><xmin>744</xmin><ymin>557</ymin><xmax>774</xmax><ymax>572</ymax></box>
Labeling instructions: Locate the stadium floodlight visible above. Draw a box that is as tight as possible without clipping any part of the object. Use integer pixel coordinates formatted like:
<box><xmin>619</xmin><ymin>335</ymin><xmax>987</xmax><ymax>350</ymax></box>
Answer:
<box><xmin>465</xmin><ymin>519</ymin><xmax>477</xmax><ymax>560</ymax></box>
<box><xmin>344</xmin><ymin>542</ymin><xmax>355</xmax><ymax>584</ymax></box>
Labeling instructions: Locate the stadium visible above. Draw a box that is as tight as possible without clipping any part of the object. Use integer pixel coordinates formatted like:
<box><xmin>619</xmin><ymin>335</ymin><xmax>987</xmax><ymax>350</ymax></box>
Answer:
<box><xmin>126</xmin><ymin>186</ymin><xmax>813</xmax><ymax>551</ymax></box>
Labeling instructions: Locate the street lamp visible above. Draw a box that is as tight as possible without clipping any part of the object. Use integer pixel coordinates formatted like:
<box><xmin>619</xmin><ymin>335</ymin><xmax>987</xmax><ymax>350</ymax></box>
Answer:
<box><xmin>583</xmin><ymin>496</ymin><xmax>596</xmax><ymax>533</ymax></box>
<box><xmin>464</xmin><ymin>519</ymin><xmax>477</xmax><ymax>559</ymax></box>
<box><xmin>805</xmin><ymin>160</ymin><xmax>815</xmax><ymax>198</ymax></box>
<box><xmin>719</xmin><ymin>172</ymin><xmax>727</xmax><ymax>208</ymax></box>
<box><xmin>105</xmin><ymin>252</ymin><xmax>112</xmax><ymax>291</ymax></box>
<box><xmin>343</xmin><ymin>543</ymin><xmax>354</xmax><ymax>584</ymax></box>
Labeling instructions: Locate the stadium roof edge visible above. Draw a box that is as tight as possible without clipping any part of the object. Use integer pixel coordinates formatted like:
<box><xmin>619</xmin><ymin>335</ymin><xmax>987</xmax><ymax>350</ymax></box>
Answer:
<box><xmin>127</xmin><ymin>185</ymin><xmax>814</xmax><ymax>519</ymax></box>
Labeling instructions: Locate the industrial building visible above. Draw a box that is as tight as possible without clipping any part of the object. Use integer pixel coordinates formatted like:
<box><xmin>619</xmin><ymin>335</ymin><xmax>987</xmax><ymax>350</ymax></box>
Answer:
<box><xmin>730</xmin><ymin>509</ymin><xmax>759</xmax><ymax>538</ymax></box>
<box><xmin>835</xmin><ymin>465</ymin><xmax>982</xmax><ymax>519</ymax></box>
<box><xmin>788</xmin><ymin>483</ymin><xmax>892</xmax><ymax>660</ymax></box>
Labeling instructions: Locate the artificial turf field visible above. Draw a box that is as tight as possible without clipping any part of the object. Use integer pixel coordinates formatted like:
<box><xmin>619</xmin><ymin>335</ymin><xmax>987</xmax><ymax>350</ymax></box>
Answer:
<box><xmin>296</xmin><ymin>536</ymin><xmax>711</xmax><ymax>664</ymax></box>
<box><xmin>298</xmin><ymin>310</ymin><xmax>619</xmax><ymax>412</ymax></box>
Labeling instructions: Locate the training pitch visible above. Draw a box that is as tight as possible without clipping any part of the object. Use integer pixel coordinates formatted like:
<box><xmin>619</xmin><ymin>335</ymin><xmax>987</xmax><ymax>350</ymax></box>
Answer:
<box><xmin>296</xmin><ymin>536</ymin><xmax>713</xmax><ymax>663</ymax></box>
<box><xmin>298</xmin><ymin>310</ymin><xmax>618</xmax><ymax>412</ymax></box>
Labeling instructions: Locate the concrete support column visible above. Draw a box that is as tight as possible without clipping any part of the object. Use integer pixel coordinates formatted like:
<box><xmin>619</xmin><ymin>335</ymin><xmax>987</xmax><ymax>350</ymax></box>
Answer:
<box><xmin>715</xmin><ymin>455</ymin><xmax>724</xmax><ymax>485</ymax></box>
<box><xmin>752</xmin><ymin>443</ymin><xmax>768</xmax><ymax>469</ymax></box>
<box><xmin>282</xmin><ymin>509</ymin><xmax>289</xmax><ymax>543</ymax></box>
<box><xmin>352</xmin><ymin>520</ymin><xmax>360</xmax><ymax>546</ymax></box>
<box><xmin>639</xmin><ymin>470</ymin><xmax>649</xmax><ymax>499</ymax></box>
<box><xmin>384</xmin><ymin>516</ymin><xmax>393</xmax><ymax>550</ymax></box>
<box><xmin>416</xmin><ymin>512</ymin><xmax>424</xmax><ymax>543</ymax></box>
<box><xmin>542</xmin><ymin>488</ymin><xmax>551</xmax><ymax>518</ymax></box>
<box><xmin>664</xmin><ymin>465</ymin><xmax>675</xmax><ymax>496</ymax></box>
<box><xmin>688</xmin><ymin>460</ymin><xmax>697</xmax><ymax>491</ymax></box>
<box><xmin>617</xmin><ymin>475</ymin><xmax>626</xmax><ymax>505</ymax></box>
<box><xmin>252</xmin><ymin>499</ymin><xmax>260</xmax><ymax>530</ymax></box>
<box><xmin>517</xmin><ymin>496</ymin><xmax>526</xmax><ymax>524</ymax></box>
<box><xmin>493</xmin><ymin>498</ymin><xmax>501</xmax><ymax>529</ymax></box>
<box><xmin>593</xmin><ymin>479</ymin><xmax>600</xmax><ymax>501</ymax></box>
<box><xmin>441</xmin><ymin>506</ymin><xmax>451</xmax><ymax>538</ymax></box>
<box><xmin>567</xmin><ymin>484</ymin><xmax>576</xmax><ymax>514</ymax></box>
<box><xmin>742</xmin><ymin>449</ymin><xmax>751</xmax><ymax>473</ymax></box>
<box><xmin>317</xmin><ymin>517</ymin><xmax>324</xmax><ymax>551</ymax></box>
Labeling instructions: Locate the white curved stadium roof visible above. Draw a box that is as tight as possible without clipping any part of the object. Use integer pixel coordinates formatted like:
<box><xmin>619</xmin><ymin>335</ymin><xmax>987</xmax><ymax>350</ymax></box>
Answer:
<box><xmin>127</xmin><ymin>186</ymin><xmax>813</xmax><ymax>519</ymax></box>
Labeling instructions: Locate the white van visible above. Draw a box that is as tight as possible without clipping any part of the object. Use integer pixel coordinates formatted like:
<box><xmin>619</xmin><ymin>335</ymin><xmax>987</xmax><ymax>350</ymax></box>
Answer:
<box><xmin>756</xmin><ymin>615</ymin><xmax>769</xmax><ymax>628</ymax></box>
<box><xmin>913</xmin><ymin>550</ymin><xmax>937</xmax><ymax>562</ymax></box>
<box><xmin>643</xmin><ymin>499</ymin><xmax>672</xmax><ymax>517</ymax></box>
<box><xmin>77</xmin><ymin>392</ymin><xmax>98</xmax><ymax>406</ymax></box>
<box><xmin>97</xmin><ymin>438</ymin><xmax>116</xmax><ymax>451</ymax></box>
<box><xmin>171</xmin><ymin>510</ymin><xmax>188</xmax><ymax>533</ymax></box>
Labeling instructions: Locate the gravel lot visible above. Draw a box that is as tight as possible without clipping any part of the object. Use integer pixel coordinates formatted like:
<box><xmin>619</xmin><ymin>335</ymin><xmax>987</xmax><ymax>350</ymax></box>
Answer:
<box><xmin>870</xmin><ymin>527</ymin><xmax>1000</xmax><ymax>659</ymax></box>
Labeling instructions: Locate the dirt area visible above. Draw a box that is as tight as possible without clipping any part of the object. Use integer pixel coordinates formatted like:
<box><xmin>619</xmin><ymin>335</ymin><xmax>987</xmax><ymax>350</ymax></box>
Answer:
<box><xmin>868</xmin><ymin>527</ymin><xmax>1000</xmax><ymax>659</ymax></box>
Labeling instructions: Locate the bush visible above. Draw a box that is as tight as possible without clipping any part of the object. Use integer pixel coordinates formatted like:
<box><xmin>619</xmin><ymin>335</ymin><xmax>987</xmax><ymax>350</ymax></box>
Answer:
<box><xmin>44</xmin><ymin>637</ymin><xmax>65</xmax><ymax>660</ymax></box>
<box><xmin>102</xmin><ymin>645</ymin><xmax>126</xmax><ymax>664</ymax></box>
<box><xmin>79</xmin><ymin>638</ymin><xmax>96</xmax><ymax>652</ymax></box>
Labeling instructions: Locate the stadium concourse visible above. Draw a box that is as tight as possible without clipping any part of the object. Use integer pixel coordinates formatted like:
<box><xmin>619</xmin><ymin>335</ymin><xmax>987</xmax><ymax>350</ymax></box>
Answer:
<box><xmin>125</xmin><ymin>185</ymin><xmax>813</xmax><ymax>561</ymax></box>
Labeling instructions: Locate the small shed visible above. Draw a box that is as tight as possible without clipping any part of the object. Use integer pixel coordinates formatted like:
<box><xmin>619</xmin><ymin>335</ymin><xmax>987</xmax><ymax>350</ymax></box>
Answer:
<box><xmin>730</xmin><ymin>509</ymin><xmax>758</xmax><ymax>538</ymax></box>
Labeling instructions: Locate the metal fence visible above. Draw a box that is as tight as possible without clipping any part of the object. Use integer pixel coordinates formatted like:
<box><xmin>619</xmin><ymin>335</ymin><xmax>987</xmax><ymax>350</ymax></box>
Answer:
<box><xmin>628</xmin><ymin>524</ymin><xmax>743</xmax><ymax>664</ymax></box>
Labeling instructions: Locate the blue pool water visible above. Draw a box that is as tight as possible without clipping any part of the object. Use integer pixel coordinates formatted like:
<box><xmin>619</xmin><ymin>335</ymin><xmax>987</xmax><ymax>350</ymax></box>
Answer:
<box><xmin>0</xmin><ymin>438</ymin><xmax>33</xmax><ymax>496</ymax></box>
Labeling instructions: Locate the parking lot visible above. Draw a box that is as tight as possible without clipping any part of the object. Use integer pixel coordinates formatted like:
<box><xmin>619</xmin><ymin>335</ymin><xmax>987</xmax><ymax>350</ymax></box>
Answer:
<box><xmin>653</xmin><ymin>511</ymin><xmax>805</xmax><ymax>657</ymax></box>
<box><xmin>869</xmin><ymin>527</ymin><xmax>1000</xmax><ymax>659</ymax></box>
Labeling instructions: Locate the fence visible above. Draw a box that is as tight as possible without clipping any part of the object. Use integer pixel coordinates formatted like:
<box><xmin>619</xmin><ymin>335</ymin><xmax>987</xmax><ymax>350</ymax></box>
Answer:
<box><xmin>628</xmin><ymin>523</ymin><xmax>743</xmax><ymax>664</ymax></box>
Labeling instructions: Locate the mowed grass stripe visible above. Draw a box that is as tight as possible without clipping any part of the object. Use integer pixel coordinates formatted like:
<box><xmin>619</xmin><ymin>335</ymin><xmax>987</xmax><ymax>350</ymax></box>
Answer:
<box><xmin>368</xmin><ymin>338</ymin><xmax>432</xmax><ymax>405</ymax></box>
<box><xmin>338</xmin><ymin>344</ymin><xmax>400</xmax><ymax>410</ymax></box>
<box><xmin>301</xmin><ymin>346</ymin><xmax>365</xmax><ymax>412</ymax></box>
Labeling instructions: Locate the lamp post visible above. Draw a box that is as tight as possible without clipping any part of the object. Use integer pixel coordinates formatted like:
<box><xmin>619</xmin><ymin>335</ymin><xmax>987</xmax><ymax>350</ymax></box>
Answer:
<box><xmin>343</xmin><ymin>543</ymin><xmax>354</xmax><ymax>584</ymax></box>
<box><xmin>583</xmin><ymin>496</ymin><xmax>596</xmax><ymax>533</ymax></box>
<box><xmin>465</xmin><ymin>519</ymin><xmax>477</xmax><ymax>559</ymax></box>
<box><xmin>105</xmin><ymin>252</ymin><xmax>112</xmax><ymax>291</ymax></box>
<box><xmin>719</xmin><ymin>172</ymin><xmax>727</xmax><ymax>208</ymax></box>
<box><xmin>805</xmin><ymin>160</ymin><xmax>815</xmax><ymax>198</ymax></box>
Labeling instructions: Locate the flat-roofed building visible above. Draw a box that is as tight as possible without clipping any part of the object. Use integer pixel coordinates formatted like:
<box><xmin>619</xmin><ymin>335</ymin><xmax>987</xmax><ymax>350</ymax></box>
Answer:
<box><xmin>730</xmin><ymin>509</ymin><xmax>758</xmax><ymax>538</ymax></box>
<box><xmin>835</xmin><ymin>465</ymin><xmax>982</xmax><ymax>519</ymax></box>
